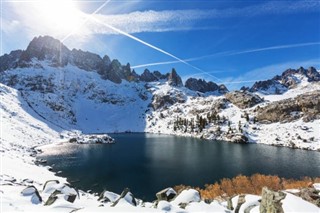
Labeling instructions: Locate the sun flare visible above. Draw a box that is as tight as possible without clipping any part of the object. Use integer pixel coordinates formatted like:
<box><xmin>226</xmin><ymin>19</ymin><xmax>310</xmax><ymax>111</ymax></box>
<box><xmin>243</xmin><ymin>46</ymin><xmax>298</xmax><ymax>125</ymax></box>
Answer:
<box><xmin>32</xmin><ymin>0</ymin><xmax>84</xmax><ymax>35</ymax></box>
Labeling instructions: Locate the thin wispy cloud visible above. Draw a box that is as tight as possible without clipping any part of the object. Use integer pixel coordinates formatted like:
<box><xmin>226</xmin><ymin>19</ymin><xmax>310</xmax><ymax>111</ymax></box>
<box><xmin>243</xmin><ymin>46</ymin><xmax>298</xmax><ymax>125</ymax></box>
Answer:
<box><xmin>90</xmin><ymin>16</ymin><xmax>224</xmax><ymax>83</ymax></box>
<box><xmin>132</xmin><ymin>42</ymin><xmax>320</xmax><ymax>69</ymax></box>
<box><xmin>227</xmin><ymin>42</ymin><xmax>320</xmax><ymax>56</ymax></box>
<box><xmin>3</xmin><ymin>0</ymin><xmax>319</xmax><ymax>37</ymax></box>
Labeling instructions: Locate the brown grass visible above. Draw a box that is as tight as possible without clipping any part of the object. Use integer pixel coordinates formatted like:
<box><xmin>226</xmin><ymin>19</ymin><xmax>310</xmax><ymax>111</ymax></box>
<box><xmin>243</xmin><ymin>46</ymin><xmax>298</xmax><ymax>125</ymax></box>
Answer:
<box><xmin>173</xmin><ymin>174</ymin><xmax>320</xmax><ymax>200</ymax></box>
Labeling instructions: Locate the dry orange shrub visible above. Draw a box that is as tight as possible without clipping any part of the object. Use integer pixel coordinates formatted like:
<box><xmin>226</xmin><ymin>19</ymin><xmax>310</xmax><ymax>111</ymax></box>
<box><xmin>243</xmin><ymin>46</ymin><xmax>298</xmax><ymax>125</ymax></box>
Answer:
<box><xmin>220</xmin><ymin>178</ymin><xmax>235</xmax><ymax>196</ymax></box>
<box><xmin>251</xmin><ymin>174</ymin><xmax>281</xmax><ymax>193</ymax></box>
<box><xmin>232</xmin><ymin>174</ymin><xmax>254</xmax><ymax>194</ymax></box>
<box><xmin>282</xmin><ymin>177</ymin><xmax>313</xmax><ymax>189</ymax></box>
<box><xmin>174</xmin><ymin>174</ymin><xmax>320</xmax><ymax>200</ymax></box>
<box><xmin>199</xmin><ymin>183</ymin><xmax>223</xmax><ymax>199</ymax></box>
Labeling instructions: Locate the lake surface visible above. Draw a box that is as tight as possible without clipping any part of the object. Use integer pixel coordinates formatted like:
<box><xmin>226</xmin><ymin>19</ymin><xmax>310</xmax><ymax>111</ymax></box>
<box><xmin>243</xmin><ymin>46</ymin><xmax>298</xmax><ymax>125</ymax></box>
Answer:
<box><xmin>38</xmin><ymin>133</ymin><xmax>320</xmax><ymax>201</ymax></box>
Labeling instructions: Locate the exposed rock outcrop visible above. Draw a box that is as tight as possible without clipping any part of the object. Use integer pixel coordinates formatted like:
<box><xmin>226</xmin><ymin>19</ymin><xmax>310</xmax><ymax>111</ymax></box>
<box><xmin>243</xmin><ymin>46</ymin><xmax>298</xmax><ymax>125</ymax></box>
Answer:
<box><xmin>225</xmin><ymin>91</ymin><xmax>263</xmax><ymax>109</ymax></box>
<box><xmin>140</xmin><ymin>69</ymin><xmax>158</xmax><ymax>82</ymax></box>
<box><xmin>168</xmin><ymin>69</ymin><xmax>183</xmax><ymax>87</ymax></box>
<box><xmin>185</xmin><ymin>78</ymin><xmax>228</xmax><ymax>94</ymax></box>
<box><xmin>250</xmin><ymin>80</ymin><xmax>287</xmax><ymax>94</ymax></box>
<box><xmin>276</xmin><ymin>66</ymin><xmax>320</xmax><ymax>88</ymax></box>
<box><xmin>70</xmin><ymin>48</ymin><xmax>103</xmax><ymax>71</ymax></box>
<box><xmin>256</xmin><ymin>90</ymin><xmax>320</xmax><ymax>123</ymax></box>
<box><xmin>295</xmin><ymin>187</ymin><xmax>320</xmax><ymax>207</ymax></box>
<box><xmin>0</xmin><ymin>50</ymin><xmax>23</xmax><ymax>72</ymax></box>
<box><xmin>260</xmin><ymin>187</ymin><xmax>286</xmax><ymax>213</ymax></box>
<box><xmin>156</xmin><ymin>188</ymin><xmax>177</xmax><ymax>201</ymax></box>
<box><xmin>225</xmin><ymin>133</ymin><xmax>248</xmax><ymax>143</ymax></box>
<box><xmin>112</xmin><ymin>188</ymin><xmax>137</xmax><ymax>207</ymax></box>
<box><xmin>150</xmin><ymin>93</ymin><xmax>186</xmax><ymax>110</ymax></box>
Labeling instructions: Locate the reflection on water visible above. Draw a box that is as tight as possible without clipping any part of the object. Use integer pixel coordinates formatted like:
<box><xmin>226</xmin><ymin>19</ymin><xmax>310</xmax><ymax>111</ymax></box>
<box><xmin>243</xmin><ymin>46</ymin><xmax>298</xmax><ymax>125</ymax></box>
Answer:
<box><xmin>38</xmin><ymin>133</ymin><xmax>320</xmax><ymax>201</ymax></box>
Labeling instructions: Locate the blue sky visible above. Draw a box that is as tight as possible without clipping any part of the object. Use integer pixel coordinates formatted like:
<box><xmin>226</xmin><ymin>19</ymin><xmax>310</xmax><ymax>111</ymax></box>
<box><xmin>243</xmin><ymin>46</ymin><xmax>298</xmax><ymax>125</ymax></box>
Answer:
<box><xmin>1</xmin><ymin>0</ymin><xmax>320</xmax><ymax>89</ymax></box>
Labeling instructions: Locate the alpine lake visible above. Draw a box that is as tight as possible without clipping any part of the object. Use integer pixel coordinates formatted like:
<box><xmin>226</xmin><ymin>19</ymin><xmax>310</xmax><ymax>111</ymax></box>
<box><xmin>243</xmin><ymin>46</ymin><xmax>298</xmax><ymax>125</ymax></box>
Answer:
<box><xmin>37</xmin><ymin>133</ymin><xmax>320</xmax><ymax>201</ymax></box>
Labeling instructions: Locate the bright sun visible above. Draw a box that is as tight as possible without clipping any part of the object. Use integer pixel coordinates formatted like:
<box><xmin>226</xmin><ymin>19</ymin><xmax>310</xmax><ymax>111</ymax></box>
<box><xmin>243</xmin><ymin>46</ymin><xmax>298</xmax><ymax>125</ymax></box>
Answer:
<box><xmin>33</xmin><ymin>0</ymin><xmax>84</xmax><ymax>35</ymax></box>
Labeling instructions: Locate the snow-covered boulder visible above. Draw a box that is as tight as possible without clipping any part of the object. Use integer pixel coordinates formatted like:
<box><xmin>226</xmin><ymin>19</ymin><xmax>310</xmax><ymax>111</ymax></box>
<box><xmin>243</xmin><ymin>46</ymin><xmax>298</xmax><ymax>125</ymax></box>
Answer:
<box><xmin>157</xmin><ymin>200</ymin><xmax>172</xmax><ymax>211</ymax></box>
<box><xmin>112</xmin><ymin>188</ymin><xmax>137</xmax><ymax>207</ymax></box>
<box><xmin>156</xmin><ymin>187</ymin><xmax>177</xmax><ymax>201</ymax></box>
<box><xmin>21</xmin><ymin>186</ymin><xmax>42</xmax><ymax>205</ymax></box>
<box><xmin>171</xmin><ymin>189</ymin><xmax>201</xmax><ymax>206</ymax></box>
<box><xmin>98</xmin><ymin>190</ymin><xmax>120</xmax><ymax>203</ymax></box>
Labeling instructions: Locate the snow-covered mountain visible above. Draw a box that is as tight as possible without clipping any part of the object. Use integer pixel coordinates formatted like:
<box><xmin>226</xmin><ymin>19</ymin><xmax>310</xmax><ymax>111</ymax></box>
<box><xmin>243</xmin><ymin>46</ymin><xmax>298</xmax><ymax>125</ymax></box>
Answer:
<box><xmin>1</xmin><ymin>35</ymin><xmax>319</xmax><ymax>151</ymax></box>
<box><xmin>1</xmin><ymin>35</ymin><xmax>320</xmax><ymax>212</ymax></box>
<box><xmin>248</xmin><ymin>66</ymin><xmax>320</xmax><ymax>94</ymax></box>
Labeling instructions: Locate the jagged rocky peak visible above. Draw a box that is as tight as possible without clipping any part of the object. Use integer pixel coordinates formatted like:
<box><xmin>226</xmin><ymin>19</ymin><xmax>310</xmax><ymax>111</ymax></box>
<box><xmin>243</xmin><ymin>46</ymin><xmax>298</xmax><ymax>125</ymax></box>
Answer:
<box><xmin>185</xmin><ymin>78</ymin><xmax>228</xmax><ymax>94</ymax></box>
<box><xmin>168</xmin><ymin>68</ymin><xmax>183</xmax><ymax>86</ymax></box>
<box><xmin>140</xmin><ymin>69</ymin><xmax>158</xmax><ymax>82</ymax></box>
<box><xmin>249</xmin><ymin>79</ymin><xmax>287</xmax><ymax>94</ymax></box>
<box><xmin>70</xmin><ymin>48</ymin><xmax>103</xmax><ymax>71</ymax></box>
<box><xmin>249</xmin><ymin>66</ymin><xmax>319</xmax><ymax>94</ymax></box>
<box><xmin>218</xmin><ymin>84</ymin><xmax>229</xmax><ymax>94</ymax></box>
<box><xmin>19</xmin><ymin>36</ymin><xmax>70</xmax><ymax>66</ymax></box>
<box><xmin>277</xmin><ymin>66</ymin><xmax>320</xmax><ymax>87</ymax></box>
<box><xmin>139</xmin><ymin>69</ymin><xmax>169</xmax><ymax>82</ymax></box>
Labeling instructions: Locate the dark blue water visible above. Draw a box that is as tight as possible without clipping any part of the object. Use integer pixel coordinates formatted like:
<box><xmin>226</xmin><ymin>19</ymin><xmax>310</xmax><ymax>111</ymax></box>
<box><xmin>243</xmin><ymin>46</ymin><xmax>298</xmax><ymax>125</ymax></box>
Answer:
<box><xmin>38</xmin><ymin>133</ymin><xmax>320</xmax><ymax>201</ymax></box>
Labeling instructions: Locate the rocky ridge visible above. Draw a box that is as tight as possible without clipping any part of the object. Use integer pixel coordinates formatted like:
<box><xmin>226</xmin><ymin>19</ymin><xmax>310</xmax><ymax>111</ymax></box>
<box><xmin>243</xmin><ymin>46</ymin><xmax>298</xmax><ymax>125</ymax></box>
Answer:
<box><xmin>249</xmin><ymin>66</ymin><xmax>320</xmax><ymax>94</ymax></box>
<box><xmin>1</xmin><ymin>36</ymin><xmax>320</xmax><ymax>150</ymax></box>
<box><xmin>0</xmin><ymin>36</ymin><xmax>184</xmax><ymax>87</ymax></box>
<box><xmin>185</xmin><ymin>78</ymin><xmax>228</xmax><ymax>94</ymax></box>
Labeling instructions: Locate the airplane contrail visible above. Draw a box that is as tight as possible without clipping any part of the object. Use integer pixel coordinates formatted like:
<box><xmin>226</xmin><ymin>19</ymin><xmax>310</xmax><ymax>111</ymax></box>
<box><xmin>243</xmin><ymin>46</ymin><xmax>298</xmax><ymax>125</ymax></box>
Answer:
<box><xmin>132</xmin><ymin>42</ymin><xmax>320</xmax><ymax>69</ymax></box>
<box><xmin>90</xmin><ymin>15</ymin><xmax>224</xmax><ymax>83</ymax></box>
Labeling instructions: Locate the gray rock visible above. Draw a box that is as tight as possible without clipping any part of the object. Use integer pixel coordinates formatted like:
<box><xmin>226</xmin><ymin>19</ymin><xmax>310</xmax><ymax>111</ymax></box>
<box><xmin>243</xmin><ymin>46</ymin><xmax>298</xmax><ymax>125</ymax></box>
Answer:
<box><xmin>150</xmin><ymin>93</ymin><xmax>186</xmax><ymax>110</ymax></box>
<box><xmin>256</xmin><ymin>90</ymin><xmax>320</xmax><ymax>123</ymax></box>
<box><xmin>225</xmin><ymin>91</ymin><xmax>263</xmax><ymax>109</ymax></box>
<box><xmin>225</xmin><ymin>133</ymin><xmax>248</xmax><ymax>143</ymax></box>
<box><xmin>112</xmin><ymin>188</ymin><xmax>137</xmax><ymax>207</ymax></box>
<box><xmin>294</xmin><ymin>187</ymin><xmax>320</xmax><ymax>207</ymax></box>
<box><xmin>260</xmin><ymin>187</ymin><xmax>286</xmax><ymax>213</ymax></box>
<box><xmin>211</xmin><ymin>98</ymin><xmax>228</xmax><ymax>112</ymax></box>
<box><xmin>44</xmin><ymin>190</ymin><xmax>61</xmax><ymax>206</ymax></box>
<box><xmin>227</xmin><ymin>197</ymin><xmax>234</xmax><ymax>210</ymax></box>
<box><xmin>235</xmin><ymin>194</ymin><xmax>246</xmax><ymax>213</ymax></box>
<box><xmin>156</xmin><ymin>187</ymin><xmax>177</xmax><ymax>201</ymax></box>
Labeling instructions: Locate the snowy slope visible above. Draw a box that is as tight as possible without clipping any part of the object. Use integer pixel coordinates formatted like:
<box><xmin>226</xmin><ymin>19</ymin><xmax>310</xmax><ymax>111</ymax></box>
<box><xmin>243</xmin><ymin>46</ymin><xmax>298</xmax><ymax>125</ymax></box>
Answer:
<box><xmin>1</xmin><ymin>61</ymin><xmax>151</xmax><ymax>133</ymax></box>
<box><xmin>1</xmin><ymin>63</ymin><xmax>320</xmax><ymax>211</ymax></box>
<box><xmin>145</xmin><ymin>80</ymin><xmax>320</xmax><ymax>150</ymax></box>
<box><xmin>1</xmin><ymin>61</ymin><xmax>320</xmax><ymax>150</ymax></box>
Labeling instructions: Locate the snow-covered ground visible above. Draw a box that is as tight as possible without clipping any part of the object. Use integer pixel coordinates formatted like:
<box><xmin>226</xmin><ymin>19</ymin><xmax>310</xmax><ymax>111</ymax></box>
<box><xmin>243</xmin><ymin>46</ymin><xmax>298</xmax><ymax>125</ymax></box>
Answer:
<box><xmin>1</xmin><ymin>62</ymin><xmax>320</xmax><ymax>211</ymax></box>
<box><xmin>146</xmin><ymin>81</ymin><xmax>320</xmax><ymax>151</ymax></box>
